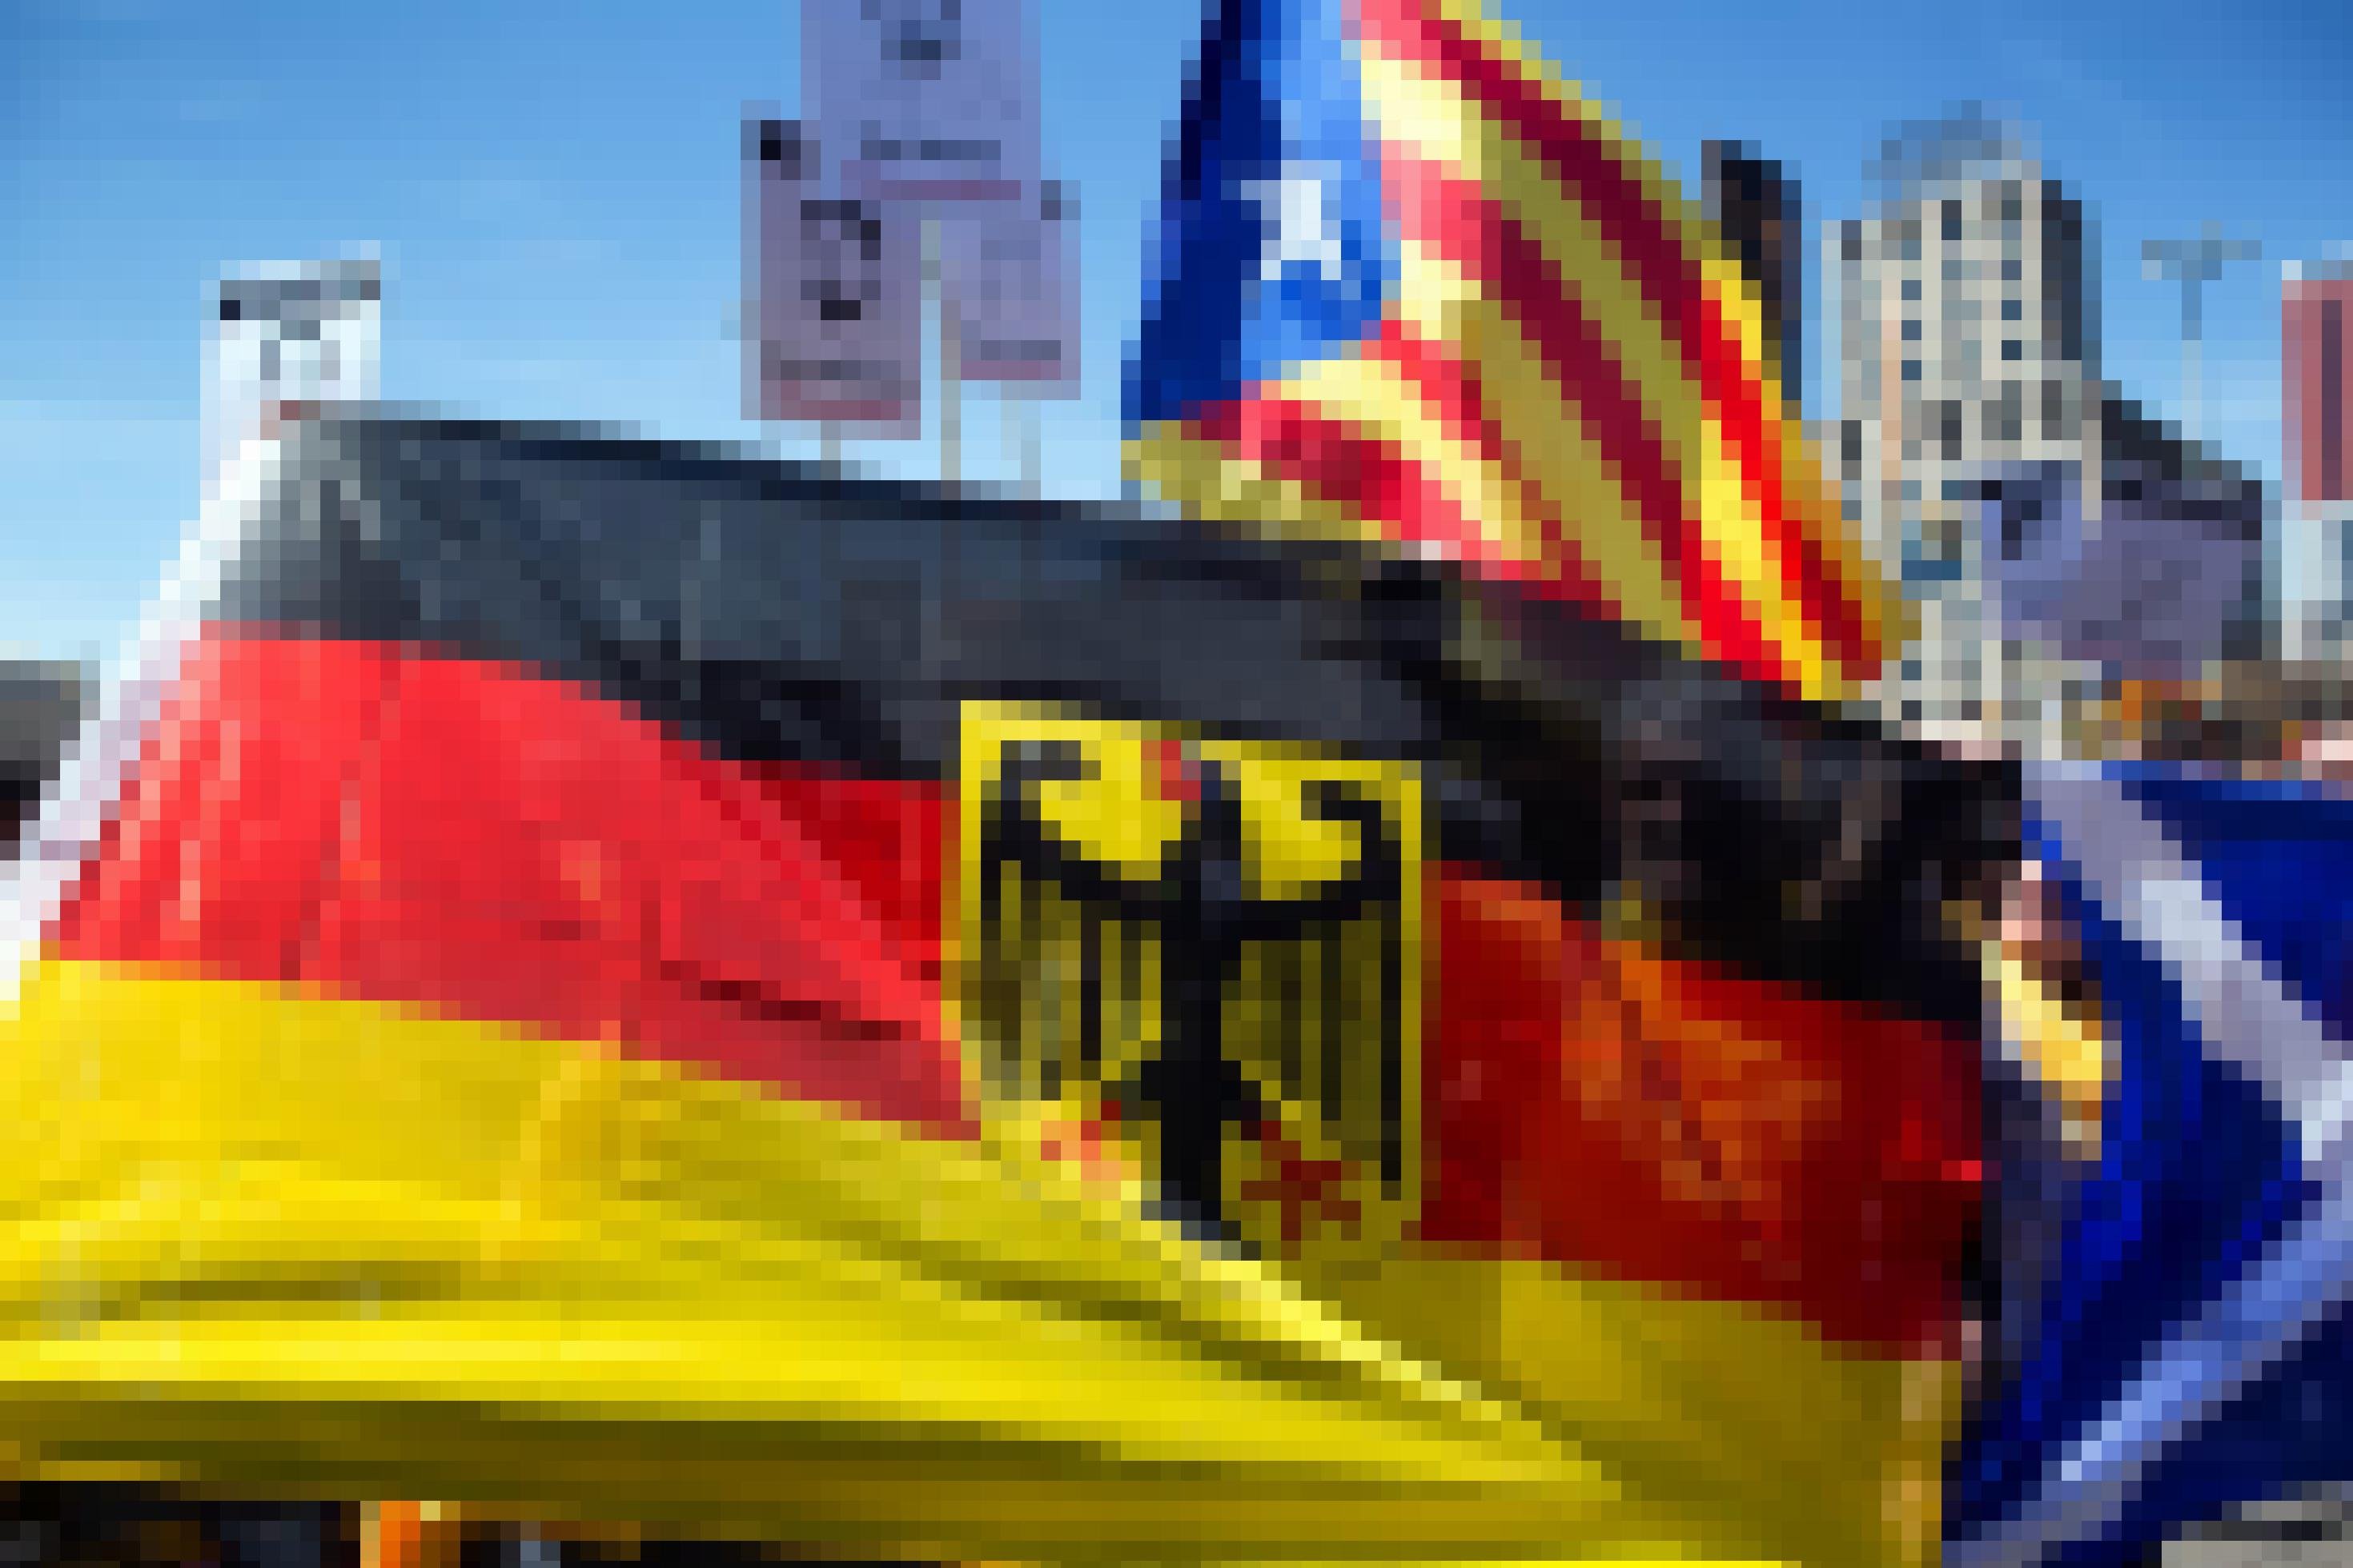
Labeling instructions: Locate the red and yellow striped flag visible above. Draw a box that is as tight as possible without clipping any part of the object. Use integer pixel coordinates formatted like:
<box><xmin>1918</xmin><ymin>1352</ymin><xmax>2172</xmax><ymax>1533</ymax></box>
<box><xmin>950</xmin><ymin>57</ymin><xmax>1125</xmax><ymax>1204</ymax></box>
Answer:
<box><xmin>1126</xmin><ymin>0</ymin><xmax>1904</xmax><ymax>701</ymax></box>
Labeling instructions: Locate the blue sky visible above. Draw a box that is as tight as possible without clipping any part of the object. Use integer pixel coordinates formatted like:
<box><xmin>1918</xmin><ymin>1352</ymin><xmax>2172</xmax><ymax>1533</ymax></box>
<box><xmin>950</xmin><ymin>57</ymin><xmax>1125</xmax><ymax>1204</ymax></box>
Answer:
<box><xmin>5</xmin><ymin>0</ymin><xmax>2349</xmax><ymax>661</ymax></box>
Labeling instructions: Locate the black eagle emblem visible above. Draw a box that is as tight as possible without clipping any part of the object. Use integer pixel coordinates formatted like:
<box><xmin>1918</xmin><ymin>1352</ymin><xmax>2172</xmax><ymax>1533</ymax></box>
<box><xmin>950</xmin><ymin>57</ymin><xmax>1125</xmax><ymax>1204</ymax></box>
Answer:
<box><xmin>970</xmin><ymin>732</ymin><xmax>1410</xmax><ymax>1251</ymax></box>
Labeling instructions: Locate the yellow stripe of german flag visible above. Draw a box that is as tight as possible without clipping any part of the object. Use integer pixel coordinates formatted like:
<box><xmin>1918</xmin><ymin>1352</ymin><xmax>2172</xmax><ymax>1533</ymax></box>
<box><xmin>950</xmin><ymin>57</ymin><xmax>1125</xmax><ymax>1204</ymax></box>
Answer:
<box><xmin>1</xmin><ymin>955</ymin><xmax>1947</xmax><ymax>1564</ymax></box>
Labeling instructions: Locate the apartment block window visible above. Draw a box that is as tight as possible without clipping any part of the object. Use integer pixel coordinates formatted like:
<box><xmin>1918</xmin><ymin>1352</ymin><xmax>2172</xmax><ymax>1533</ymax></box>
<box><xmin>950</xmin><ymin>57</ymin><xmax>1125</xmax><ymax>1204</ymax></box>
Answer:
<box><xmin>1908</xmin><ymin>516</ymin><xmax>1965</xmax><ymax>583</ymax></box>
<box><xmin>1901</xmin><ymin>279</ymin><xmax>1921</xmax><ymax>302</ymax></box>
<box><xmin>1937</xmin><ymin>400</ymin><xmax>1963</xmax><ymax>462</ymax></box>
<box><xmin>1902</xmin><ymin>359</ymin><xmax>1922</xmax><ymax>381</ymax></box>
<box><xmin>2002</xmin><ymin>340</ymin><xmax>2023</xmax><ymax>362</ymax></box>
<box><xmin>2001</xmin><ymin>258</ymin><xmax>2023</xmax><ymax>282</ymax></box>
<box><xmin>1901</xmin><ymin>319</ymin><xmax>1922</xmax><ymax>342</ymax></box>
<box><xmin>2002</xmin><ymin>299</ymin><xmax>2023</xmax><ymax>322</ymax></box>
<box><xmin>1841</xmin><ymin>420</ymin><xmax>1863</xmax><ymax>466</ymax></box>
<box><xmin>1985</xmin><ymin>383</ymin><xmax>2024</xmax><ymax>444</ymax></box>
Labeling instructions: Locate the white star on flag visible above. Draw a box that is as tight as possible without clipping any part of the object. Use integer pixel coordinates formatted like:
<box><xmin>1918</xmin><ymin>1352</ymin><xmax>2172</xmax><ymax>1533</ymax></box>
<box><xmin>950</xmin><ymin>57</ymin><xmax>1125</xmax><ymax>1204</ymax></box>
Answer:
<box><xmin>1243</xmin><ymin>167</ymin><xmax>1346</xmax><ymax>285</ymax></box>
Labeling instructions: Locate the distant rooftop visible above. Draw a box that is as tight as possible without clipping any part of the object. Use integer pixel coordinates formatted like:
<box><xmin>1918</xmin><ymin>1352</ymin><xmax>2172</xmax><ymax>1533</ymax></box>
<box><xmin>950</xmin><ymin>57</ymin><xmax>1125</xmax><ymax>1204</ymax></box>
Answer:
<box><xmin>1868</xmin><ymin>106</ymin><xmax>2037</xmax><ymax>199</ymax></box>
<box><xmin>2286</xmin><ymin>253</ymin><xmax>2353</xmax><ymax>284</ymax></box>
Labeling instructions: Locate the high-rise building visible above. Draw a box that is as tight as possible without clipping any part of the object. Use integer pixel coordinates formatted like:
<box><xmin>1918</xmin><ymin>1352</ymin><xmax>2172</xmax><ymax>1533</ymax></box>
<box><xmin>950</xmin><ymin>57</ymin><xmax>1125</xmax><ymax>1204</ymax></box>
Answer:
<box><xmin>1703</xmin><ymin>141</ymin><xmax>1802</xmax><ymax>408</ymax></box>
<box><xmin>2285</xmin><ymin>260</ymin><xmax>2351</xmax><ymax>507</ymax></box>
<box><xmin>1832</xmin><ymin>110</ymin><xmax>2102</xmax><ymax>748</ymax></box>
<box><xmin>204</xmin><ymin>256</ymin><xmax>381</xmax><ymax>491</ymax></box>
<box><xmin>2283</xmin><ymin>258</ymin><xmax>2353</xmax><ymax>661</ymax></box>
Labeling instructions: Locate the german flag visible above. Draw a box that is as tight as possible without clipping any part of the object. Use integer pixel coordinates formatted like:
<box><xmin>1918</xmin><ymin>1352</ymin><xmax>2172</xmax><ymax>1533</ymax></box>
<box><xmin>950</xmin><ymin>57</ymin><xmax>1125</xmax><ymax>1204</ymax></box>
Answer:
<box><xmin>1126</xmin><ymin>0</ymin><xmax>1902</xmax><ymax>703</ymax></box>
<box><xmin>2</xmin><ymin>417</ymin><xmax>2003</xmax><ymax>1564</ymax></box>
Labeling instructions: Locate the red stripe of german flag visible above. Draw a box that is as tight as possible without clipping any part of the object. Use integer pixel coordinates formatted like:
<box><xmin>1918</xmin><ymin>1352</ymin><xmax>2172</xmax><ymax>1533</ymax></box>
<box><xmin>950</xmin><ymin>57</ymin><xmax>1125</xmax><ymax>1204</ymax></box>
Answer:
<box><xmin>48</xmin><ymin>628</ymin><xmax>1973</xmax><ymax>1358</ymax></box>
<box><xmin>56</xmin><ymin>631</ymin><xmax>966</xmax><ymax>1136</ymax></box>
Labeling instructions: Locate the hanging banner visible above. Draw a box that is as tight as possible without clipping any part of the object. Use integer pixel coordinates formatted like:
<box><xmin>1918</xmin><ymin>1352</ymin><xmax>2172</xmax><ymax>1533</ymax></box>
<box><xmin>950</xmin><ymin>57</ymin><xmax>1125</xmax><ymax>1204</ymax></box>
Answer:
<box><xmin>941</xmin><ymin>178</ymin><xmax>1079</xmax><ymax>394</ymax></box>
<box><xmin>744</xmin><ymin>115</ymin><xmax>922</xmax><ymax>436</ymax></box>
<box><xmin>1982</xmin><ymin>447</ymin><xmax>2260</xmax><ymax>680</ymax></box>
<box><xmin>803</xmin><ymin>0</ymin><xmax>1038</xmax><ymax>204</ymax></box>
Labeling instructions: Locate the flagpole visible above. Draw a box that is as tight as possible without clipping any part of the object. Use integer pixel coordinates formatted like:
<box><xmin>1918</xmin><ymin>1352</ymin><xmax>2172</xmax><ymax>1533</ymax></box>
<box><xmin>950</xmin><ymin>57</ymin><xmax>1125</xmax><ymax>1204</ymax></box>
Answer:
<box><xmin>1006</xmin><ymin>392</ymin><xmax>1039</xmax><ymax>498</ymax></box>
<box><xmin>926</xmin><ymin>215</ymin><xmax>961</xmax><ymax>488</ymax></box>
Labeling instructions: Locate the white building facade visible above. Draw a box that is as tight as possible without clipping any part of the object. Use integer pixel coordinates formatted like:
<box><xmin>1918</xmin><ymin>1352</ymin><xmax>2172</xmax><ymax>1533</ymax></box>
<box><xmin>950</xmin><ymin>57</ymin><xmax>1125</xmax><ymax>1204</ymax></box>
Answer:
<box><xmin>1830</xmin><ymin>114</ymin><xmax>2102</xmax><ymax>752</ymax></box>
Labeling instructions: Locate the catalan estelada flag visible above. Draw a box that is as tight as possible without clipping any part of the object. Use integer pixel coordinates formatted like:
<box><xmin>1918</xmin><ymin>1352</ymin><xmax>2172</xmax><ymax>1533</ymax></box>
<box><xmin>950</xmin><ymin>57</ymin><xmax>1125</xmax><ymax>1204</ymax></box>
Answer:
<box><xmin>1</xmin><ymin>418</ymin><xmax>1994</xmax><ymax>1563</ymax></box>
<box><xmin>1126</xmin><ymin>0</ymin><xmax>1903</xmax><ymax>704</ymax></box>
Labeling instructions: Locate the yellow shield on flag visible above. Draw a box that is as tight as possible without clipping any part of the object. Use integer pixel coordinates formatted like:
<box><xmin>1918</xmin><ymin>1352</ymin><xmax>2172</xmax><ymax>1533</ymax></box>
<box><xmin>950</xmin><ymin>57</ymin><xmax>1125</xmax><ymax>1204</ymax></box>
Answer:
<box><xmin>955</xmin><ymin>701</ymin><xmax>1423</xmax><ymax>1262</ymax></box>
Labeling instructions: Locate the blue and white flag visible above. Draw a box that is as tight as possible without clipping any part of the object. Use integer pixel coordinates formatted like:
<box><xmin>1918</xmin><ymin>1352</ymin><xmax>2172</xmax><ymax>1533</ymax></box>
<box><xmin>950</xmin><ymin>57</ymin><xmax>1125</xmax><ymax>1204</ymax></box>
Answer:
<box><xmin>1951</xmin><ymin>764</ymin><xmax>2353</xmax><ymax>1566</ymax></box>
